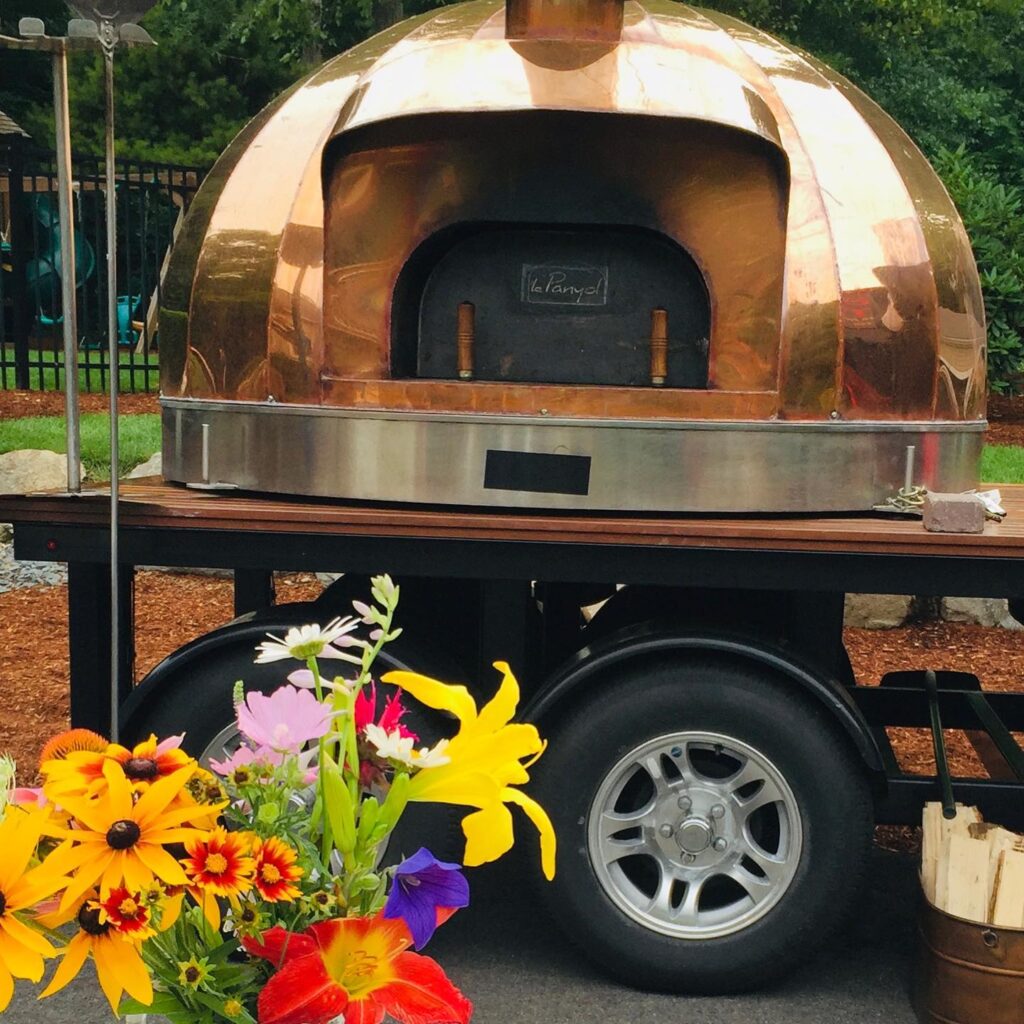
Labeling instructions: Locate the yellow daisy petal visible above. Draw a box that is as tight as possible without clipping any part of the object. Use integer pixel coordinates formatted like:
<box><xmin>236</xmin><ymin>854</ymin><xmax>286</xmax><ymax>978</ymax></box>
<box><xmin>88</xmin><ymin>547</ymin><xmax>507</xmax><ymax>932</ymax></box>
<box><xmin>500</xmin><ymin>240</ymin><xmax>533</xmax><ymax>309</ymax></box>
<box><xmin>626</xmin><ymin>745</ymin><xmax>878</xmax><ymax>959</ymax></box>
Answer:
<box><xmin>132</xmin><ymin>764</ymin><xmax>198</xmax><ymax>829</ymax></box>
<box><xmin>109</xmin><ymin>935</ymin><xmax>153</xmax><ymax>1006</ymax></box>
<box><xmin>0</xmin><ymin>913</ymin><xmax>56</xmax><ymax>960</ymax></box>
<box><xmin>0</xmin><ymin>963</ymin><xmax>13</xmax><ymax>1013</ymax></box>
<box><xmin>0</xmin><ymin>928</ymin><xmax>45</xmax><ymax>982</ymax></box>
<box><xmin>38</xmin><ymin>932</ymin><xmax>89</xmax><ymax>1000</ymax></box>
<box><xmin>58</xmin><ymin>849</ymin><xmax>113</xmax><ymax>912</ymax></box>
<box><xmin>133</xmin><ymin>843</ymin><xmax>189</xmax><ymax>887</ymax></box>
<box><xmin>92</xmin><ymin>938</ymin><xmax>125</xmax><ymax>1014</ymax></box>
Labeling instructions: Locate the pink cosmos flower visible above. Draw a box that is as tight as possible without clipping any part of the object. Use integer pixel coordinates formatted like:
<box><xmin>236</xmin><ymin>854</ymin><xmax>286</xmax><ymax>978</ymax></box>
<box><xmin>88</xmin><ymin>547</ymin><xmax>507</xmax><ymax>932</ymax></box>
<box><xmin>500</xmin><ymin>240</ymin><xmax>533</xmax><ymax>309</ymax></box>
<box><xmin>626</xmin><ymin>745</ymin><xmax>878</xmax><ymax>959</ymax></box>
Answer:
<box><xmin>236</xmin><ymin>685</ymin><xmax>332</xmax><ymax>754</ymax></box>
<box><xmin>208</xmin><ymin>743</ymin><xmax>283</xmax><ymax>777</ymax></box>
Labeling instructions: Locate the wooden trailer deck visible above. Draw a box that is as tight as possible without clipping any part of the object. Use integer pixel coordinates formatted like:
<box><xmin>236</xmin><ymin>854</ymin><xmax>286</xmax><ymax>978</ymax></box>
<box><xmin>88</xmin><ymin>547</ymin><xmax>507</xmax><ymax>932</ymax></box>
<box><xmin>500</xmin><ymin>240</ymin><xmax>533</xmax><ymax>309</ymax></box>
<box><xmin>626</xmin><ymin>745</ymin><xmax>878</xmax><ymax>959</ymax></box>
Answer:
<box><xmin>4</xmin><ymin>476</ymin><xmax>1024</xmax><ymax>559</ymax></box>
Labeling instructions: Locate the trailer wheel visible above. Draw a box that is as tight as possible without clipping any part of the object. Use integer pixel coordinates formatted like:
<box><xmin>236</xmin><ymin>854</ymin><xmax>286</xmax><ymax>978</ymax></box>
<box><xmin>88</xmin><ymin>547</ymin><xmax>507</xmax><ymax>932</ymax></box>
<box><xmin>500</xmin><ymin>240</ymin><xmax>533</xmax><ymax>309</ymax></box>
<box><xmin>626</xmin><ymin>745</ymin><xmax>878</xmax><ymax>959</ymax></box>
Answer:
<box><xmin>533</xmin><ymin>655</ymin><xmax>872</xmax><ymax>993</ymax></box>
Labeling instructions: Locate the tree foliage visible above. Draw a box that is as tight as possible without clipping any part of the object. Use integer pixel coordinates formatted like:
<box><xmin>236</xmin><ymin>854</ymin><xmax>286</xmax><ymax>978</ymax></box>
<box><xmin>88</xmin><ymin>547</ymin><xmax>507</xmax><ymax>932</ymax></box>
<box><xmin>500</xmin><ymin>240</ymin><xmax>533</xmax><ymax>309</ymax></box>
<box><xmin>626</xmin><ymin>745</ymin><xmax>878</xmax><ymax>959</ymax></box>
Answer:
<box><xmin>3</xmin><ymin>0</ymin><xmax>1023</xmax><ymax>388</ymax></box>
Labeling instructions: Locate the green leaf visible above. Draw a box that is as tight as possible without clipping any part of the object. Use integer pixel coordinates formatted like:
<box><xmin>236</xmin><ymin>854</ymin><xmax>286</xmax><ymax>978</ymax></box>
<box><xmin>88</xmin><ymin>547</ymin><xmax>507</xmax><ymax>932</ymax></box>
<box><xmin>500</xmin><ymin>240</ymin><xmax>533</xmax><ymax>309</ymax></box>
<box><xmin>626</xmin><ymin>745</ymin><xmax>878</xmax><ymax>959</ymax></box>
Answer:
<box><xmin>321</xmin><ymin>752</ymin><xmax>357</xmax><ymax>853</ymax></box>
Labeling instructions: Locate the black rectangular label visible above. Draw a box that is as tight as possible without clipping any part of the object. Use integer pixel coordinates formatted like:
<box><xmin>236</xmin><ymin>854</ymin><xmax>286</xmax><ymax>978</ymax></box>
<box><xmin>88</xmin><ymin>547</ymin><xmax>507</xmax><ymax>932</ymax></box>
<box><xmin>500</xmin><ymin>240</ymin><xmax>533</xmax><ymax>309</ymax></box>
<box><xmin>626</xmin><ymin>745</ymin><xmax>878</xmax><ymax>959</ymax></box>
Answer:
<box><xmin>521</xmin><ymin>264</ymin><xmax>608</xmax><ymax>307</ymax></box>
<box><xmin>484</xmin><ymin>450</ymin><xmax>591</xmax><ymax>496</ymax></box>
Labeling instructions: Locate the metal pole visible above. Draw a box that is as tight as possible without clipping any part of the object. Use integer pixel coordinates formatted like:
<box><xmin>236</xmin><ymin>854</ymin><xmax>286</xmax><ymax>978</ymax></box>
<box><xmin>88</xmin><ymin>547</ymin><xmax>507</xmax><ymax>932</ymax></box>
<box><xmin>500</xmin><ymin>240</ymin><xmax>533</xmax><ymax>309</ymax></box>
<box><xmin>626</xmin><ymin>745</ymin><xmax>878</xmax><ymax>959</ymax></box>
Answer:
<box><xmin>104</xmin><ymin>45</ymin><xmax>120</xmax><ymax>743</ymax></box>
<box><xmin>52</xmin><ymin>40</ymin><xmax>82</xmax><ymax>493</ymax></box>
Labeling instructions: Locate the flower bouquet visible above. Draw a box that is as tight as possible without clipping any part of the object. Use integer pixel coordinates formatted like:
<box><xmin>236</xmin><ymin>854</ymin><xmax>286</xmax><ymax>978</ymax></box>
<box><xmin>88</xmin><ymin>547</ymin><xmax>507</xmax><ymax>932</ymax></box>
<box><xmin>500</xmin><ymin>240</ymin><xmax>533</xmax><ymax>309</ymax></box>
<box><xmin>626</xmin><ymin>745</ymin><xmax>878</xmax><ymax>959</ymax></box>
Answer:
<box><xmin>0</xmin><ymin>575</ymin><xmax>555</xmax><ymax>1023</ymax></box>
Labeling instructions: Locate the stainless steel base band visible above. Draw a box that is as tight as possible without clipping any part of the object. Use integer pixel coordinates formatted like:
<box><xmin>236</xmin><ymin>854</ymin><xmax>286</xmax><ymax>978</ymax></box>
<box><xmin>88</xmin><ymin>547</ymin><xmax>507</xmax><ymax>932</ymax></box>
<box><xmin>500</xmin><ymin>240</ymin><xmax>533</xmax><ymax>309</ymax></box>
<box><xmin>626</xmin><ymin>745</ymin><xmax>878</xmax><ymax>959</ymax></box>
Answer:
<box><xmin>161</xmin><ymin>399</ymin><xmax>984</xmax><ymax>513</ymax></box>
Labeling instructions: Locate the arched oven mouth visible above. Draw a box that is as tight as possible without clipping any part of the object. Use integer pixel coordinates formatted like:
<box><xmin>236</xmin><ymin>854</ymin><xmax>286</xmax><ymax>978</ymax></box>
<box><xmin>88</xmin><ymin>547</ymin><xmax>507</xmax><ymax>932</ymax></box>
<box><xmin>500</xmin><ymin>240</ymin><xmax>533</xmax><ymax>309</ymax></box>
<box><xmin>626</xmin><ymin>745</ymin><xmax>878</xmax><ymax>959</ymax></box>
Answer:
<box><xmin>392</xmin><ymin>222</ymin><xmax>711</xmax><ymax>390</ymax></box>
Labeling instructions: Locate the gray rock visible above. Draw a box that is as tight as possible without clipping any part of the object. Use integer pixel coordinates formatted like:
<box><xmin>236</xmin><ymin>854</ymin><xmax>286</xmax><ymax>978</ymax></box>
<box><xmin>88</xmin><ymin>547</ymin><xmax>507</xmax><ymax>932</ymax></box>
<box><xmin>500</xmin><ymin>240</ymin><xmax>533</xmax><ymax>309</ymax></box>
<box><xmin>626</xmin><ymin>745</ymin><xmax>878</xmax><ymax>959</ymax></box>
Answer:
<box><xmin>941</xmin><ymin>596</ymin><xmax>1024</xmax><ymax>630</ymax></box>
<box><xmin>844</xmin><ymin>593</ymin><xmax>913</xmax><ymax>629</ymax></box>
<box><xmin>125</xmin><ymin>451</ymin><xmax>162</xmax><ymax>479</ymax></box>
<box><xmin>0</xmin><ymin>449</ymin><xmax>82</xmax><ymax>495</ymax></box>
<box><xmin>923</xmin><ymin>491</ymin><xmax>985</xmax><ymax>534</ymax></box>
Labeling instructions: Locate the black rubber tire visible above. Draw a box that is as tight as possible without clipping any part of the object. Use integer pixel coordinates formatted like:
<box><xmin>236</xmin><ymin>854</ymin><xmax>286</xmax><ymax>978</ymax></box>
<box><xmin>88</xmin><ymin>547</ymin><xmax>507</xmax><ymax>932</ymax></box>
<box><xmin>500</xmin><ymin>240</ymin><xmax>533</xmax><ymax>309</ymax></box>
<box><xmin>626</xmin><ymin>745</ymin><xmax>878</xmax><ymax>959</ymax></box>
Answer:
<box><xmin>123</xmin><ymin>606</ymin><xmax>465</xmax><ymax>865</ymax></box>
<box><xmin>532</xmin><ymin>654</ymin><xmax>873</xmax><ymax>994</ymax></box>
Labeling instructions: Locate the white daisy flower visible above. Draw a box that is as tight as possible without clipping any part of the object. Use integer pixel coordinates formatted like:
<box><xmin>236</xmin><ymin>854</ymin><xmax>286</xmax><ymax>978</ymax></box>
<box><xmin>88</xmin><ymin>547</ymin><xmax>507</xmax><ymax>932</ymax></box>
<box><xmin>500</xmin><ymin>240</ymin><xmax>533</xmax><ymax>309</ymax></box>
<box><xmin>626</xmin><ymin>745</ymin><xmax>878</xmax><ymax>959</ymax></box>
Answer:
<box><xmin>364</xmin><ymin>724</ymin><xmax>451</xmax><ymax>769</ymax></box>
<box><xmin>255</xmin><ymin>618</ymin><xmax>364</xmax><ymax>664</ymax></box>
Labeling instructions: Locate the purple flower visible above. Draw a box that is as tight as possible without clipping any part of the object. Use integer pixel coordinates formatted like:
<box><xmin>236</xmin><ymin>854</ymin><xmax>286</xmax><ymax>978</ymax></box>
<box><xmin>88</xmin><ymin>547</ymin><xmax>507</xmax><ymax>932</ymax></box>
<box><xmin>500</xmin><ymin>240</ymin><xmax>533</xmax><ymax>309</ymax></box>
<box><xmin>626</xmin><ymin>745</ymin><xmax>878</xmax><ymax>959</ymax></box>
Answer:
<box><xmin>383</xmin><ymin>848</ymin><xmax>469</xmax><ymax>950</ymax></box>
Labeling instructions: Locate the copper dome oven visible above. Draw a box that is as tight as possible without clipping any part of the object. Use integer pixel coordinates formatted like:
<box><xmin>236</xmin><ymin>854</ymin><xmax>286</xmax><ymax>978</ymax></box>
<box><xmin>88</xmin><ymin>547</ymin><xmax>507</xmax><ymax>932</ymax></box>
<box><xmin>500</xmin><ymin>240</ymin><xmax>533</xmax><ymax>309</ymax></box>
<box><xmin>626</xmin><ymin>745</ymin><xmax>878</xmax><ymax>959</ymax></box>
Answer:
<box><xmin>159</xmin><ymin>0</ymin><xmax>986</xmax><ymax>512</ymax></box>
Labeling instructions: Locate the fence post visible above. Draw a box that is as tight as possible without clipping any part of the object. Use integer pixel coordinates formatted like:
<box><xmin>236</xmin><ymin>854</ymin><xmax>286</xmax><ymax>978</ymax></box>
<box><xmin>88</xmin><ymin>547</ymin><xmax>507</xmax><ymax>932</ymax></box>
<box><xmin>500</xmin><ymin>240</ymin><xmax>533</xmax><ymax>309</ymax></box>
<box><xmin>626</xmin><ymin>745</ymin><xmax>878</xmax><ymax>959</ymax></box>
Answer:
<box><xmin>7</xmin><ymin>139</ymin><xmax>31</xmax><ymax>389</ymax></box>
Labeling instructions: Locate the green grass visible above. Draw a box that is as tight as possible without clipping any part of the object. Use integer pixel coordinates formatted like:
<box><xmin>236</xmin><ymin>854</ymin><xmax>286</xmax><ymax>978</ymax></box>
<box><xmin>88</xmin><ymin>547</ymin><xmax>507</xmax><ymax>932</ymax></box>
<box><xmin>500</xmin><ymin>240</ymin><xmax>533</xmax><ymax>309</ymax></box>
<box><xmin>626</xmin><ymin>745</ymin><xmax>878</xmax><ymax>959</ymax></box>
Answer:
<box><xmin>2</xmin><ymin>349</ymin><xmax>157</xmax><ymax>394</ymax></box>
<box><xmin>0</xmin><ymin>413</ymin><xmax>160</xmax><ymax>480</ymax></box>
<box><xmin>981</xmin><ymin>445</ymin><xmax>1024</xmax><ymax>484</ymax></box>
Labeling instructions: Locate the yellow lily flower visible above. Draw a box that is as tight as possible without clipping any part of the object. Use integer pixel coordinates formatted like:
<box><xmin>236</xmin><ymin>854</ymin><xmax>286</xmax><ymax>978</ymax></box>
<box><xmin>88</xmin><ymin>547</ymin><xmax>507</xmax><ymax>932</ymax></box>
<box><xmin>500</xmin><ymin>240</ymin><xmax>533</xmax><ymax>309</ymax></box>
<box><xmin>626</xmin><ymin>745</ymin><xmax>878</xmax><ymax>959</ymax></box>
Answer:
<box><xmin>381</xmin><ymin>661</ymin><xmax>556</xmax><ymax>879</ymax></box>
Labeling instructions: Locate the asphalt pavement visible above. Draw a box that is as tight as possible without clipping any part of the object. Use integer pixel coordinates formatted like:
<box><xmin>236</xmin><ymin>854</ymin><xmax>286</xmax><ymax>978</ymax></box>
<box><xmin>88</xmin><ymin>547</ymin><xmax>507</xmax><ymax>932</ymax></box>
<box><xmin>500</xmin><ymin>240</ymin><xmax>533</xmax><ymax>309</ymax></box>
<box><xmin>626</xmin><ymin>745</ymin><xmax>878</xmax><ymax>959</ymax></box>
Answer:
<box><xmin>13</xmin><ymin>847</ymin><xmax>920</xmax><ymax>1024</ymax></box>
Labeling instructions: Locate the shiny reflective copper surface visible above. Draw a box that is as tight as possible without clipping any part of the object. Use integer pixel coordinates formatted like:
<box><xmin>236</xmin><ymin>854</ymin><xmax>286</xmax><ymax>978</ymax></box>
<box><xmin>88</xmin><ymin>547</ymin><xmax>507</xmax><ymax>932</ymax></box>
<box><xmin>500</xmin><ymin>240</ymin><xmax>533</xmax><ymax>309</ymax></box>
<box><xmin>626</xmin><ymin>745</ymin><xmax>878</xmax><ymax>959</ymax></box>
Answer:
<box><xmin>164</xmin><ymin>0</ymin><xmax>986</xmax><ymax>431</ymax></box>
<box><xmin>915</xmin><ymin>898</ymin><xmax>1024</xmax><ymax>1024</ymax></box>
<box><xmin>506</xmin><ymin>0</ymin><xmax>624</xmax><ymax>41</ymax></box>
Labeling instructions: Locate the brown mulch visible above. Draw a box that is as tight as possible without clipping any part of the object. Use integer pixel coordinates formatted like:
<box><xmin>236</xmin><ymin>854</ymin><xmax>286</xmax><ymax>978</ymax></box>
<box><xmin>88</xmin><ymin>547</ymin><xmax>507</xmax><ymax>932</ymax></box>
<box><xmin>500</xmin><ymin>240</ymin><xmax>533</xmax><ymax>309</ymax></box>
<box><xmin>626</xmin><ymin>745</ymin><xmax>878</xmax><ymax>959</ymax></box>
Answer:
<box><xmin>0</xmin><ymin>571</ymin><xmax>323</xmax><ymax>782</ymax></box>
<box><xmin>0</xmin><ymin>389</ymin><xmax>159</xmax><ymax>420</ymax></box>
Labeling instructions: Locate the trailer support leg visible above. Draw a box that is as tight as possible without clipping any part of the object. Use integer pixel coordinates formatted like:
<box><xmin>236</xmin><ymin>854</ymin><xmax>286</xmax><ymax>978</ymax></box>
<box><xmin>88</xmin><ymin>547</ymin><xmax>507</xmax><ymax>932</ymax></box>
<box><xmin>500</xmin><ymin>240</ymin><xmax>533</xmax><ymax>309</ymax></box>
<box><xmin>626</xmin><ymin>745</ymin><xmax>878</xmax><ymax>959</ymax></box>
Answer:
<box><xmin>67</xmin><ymin>561</ymin><xmax>134</xmax><ymax>734</ymax></box>
<box><xmin>233</xmin><ymin>568</ymin><xmax>275</xmax><ymax>616</ymax></box>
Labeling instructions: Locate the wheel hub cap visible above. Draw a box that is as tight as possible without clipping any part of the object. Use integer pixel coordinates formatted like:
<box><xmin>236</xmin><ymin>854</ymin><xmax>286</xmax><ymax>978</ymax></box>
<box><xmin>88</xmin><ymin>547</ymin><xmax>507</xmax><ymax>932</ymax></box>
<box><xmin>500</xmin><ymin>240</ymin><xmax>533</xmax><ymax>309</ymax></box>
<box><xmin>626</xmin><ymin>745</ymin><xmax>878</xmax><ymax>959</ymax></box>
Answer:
<box><xmin>676</xmin><ymin>818</ymin><xmax>712</xmax><ymax>854</ymax></box>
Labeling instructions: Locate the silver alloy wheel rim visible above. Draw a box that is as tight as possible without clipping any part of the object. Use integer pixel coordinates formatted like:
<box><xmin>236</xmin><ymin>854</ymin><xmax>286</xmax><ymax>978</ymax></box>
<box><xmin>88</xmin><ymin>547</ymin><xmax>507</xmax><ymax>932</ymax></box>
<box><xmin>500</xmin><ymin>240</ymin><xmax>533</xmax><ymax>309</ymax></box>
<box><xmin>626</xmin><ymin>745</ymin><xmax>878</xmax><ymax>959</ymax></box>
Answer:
<box><xmin>587</xmin><ymin>731</ymin><xmax>803</xmax><ymax>939</ymax></box>
<box><xmin>202</xmin><ymin>724</ymin><xmax>243</xmax><ymax>770</ymax></box>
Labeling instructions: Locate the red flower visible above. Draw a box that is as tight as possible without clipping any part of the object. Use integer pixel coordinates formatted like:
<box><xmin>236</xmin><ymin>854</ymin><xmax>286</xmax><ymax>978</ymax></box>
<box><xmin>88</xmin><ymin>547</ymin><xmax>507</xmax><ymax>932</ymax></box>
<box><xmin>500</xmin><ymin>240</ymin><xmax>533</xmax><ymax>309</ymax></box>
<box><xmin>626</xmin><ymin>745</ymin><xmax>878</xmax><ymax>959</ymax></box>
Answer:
<box><xmin>355</xmin><ymin>685</ymin><xmax>418</xmax><ymax>742</ymax></box>
<box><xmin>252</xmin><ymin>836</ymin><xmax>303</xmax><ymax>903</ymax></box>
<box><xmin>98</xmin><ymin>887</ymin><xmax>152</xmax><ymax>936</ymax></box>
<box><xmin>244</xmin><ymin>916</ymin><xmax>471</xmax><ymax>1024</ymax></box>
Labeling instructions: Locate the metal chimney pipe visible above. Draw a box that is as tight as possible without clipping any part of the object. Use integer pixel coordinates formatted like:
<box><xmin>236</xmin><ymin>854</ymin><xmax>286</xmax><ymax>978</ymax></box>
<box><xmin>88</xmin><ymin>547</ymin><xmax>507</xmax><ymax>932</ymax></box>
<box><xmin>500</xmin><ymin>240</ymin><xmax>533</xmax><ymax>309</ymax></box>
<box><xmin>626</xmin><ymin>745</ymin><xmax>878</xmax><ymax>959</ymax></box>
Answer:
<box><xmin>506</xmin><ymin>0</ymin><xmax>624</xmax><ymax>42</ymax></box>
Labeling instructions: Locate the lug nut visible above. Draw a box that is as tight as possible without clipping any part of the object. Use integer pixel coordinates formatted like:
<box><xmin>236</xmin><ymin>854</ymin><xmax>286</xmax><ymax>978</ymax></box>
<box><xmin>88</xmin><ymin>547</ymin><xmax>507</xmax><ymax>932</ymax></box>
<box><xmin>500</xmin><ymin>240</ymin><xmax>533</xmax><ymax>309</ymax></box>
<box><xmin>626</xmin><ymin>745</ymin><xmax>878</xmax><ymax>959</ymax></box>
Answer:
<box><xmin>710</xmin><ymin>804</ymin><xmax>725</xmax><ymax>819</ymax></box>
<box><xmin>682</xmin><ymin>853</ymin><xmax>696</xmax><ymax>864</ymax></box>
<box><xmin>713</xmin><ymin>837</ymin><xmax>728</xmax><ymax>852</ymax></box>
<box><xmin>677</xmin><ymin>796</ymin><xmax>691</xmax><ymax>811</ymax></box>
<box><xmin>659</xmin><ymin>824</ymin><xmax>674</xmax><ymax>838</ymax></box>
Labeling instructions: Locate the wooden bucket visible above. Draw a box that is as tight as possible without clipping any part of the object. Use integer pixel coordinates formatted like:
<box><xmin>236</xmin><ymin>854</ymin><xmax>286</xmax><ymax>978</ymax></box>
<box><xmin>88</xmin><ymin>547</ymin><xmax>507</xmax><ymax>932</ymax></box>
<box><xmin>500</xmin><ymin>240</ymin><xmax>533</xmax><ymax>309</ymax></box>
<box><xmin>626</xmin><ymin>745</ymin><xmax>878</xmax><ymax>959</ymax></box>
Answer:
<box><xmin>915</xmin><ymin>897</ymin><xmax>1024</xmax><ymax>1023</ymax></box>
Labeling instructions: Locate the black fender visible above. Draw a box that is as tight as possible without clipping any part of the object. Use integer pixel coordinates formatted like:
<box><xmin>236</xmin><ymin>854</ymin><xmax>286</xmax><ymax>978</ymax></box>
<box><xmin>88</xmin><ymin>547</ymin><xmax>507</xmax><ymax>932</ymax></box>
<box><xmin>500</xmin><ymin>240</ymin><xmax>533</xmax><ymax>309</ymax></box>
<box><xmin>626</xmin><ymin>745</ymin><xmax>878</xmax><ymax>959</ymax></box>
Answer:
<box><xmin>521</xmin><ymin>622</ymin><xmax>884</xmax><ymax>777</ymax></box>
<box><xmin>119</xmin><ymin>605</ymin><xmax>322</xmax><ymax>739</ymax></box>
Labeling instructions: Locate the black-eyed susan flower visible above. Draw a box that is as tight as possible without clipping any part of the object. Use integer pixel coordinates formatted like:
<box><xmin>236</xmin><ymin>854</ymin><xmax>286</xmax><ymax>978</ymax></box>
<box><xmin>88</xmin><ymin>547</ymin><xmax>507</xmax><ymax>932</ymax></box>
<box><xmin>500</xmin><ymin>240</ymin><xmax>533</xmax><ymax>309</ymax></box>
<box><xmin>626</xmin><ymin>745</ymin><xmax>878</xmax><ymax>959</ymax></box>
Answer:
<box><xmin>43</xmin><ymin>760</ymin><xmax>220</xmax><ymax>912</ymax></box>
<box><xmin>0</xmin><ymin>808</ymin><xmax>68</xmax><ymax>1012</ymax></box>
<box><xmin>37</xmin><ymin>890</ymin><xmax>152</xmax><ymax>1014</ymax></box>
<box><xmin>177</xmin><ymin>954</ymin><xmax>212</xmax><ymax>990</ymax></box>
<box><xmin>251</xmin><ymin>836</ymin><xmax>303</xmax><ymax>903</ymax></box>
<box><xmin>42</xmin><ymin>732</ymin><xmax>194</xmax><ymax>801</ymax></box>
<box><xmin>182</xmin><ymin>826</ymin><xmax>255</xmax><ymax>929</ymax></box>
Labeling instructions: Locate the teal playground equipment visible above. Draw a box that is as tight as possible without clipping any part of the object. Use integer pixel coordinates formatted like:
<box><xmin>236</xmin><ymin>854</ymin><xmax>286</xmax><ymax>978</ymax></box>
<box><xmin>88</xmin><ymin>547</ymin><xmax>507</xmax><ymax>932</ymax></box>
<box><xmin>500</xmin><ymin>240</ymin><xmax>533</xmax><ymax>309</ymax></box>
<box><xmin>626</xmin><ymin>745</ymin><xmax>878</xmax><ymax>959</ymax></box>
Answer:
<box><xmin>23</xmin><ymin>193</ymin><xmax>100</xmax><ymax>336</ymax></box>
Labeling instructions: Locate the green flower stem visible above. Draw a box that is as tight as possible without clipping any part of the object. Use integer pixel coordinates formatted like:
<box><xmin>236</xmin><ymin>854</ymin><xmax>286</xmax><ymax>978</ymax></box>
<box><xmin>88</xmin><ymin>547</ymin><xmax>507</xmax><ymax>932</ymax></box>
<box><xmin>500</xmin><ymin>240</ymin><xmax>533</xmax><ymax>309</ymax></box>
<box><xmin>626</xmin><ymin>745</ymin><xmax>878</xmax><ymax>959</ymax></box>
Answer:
<box><xmin>307</xmin><ymin>656</ymin><xmax>334</xmax><ymax>866</ymax></box>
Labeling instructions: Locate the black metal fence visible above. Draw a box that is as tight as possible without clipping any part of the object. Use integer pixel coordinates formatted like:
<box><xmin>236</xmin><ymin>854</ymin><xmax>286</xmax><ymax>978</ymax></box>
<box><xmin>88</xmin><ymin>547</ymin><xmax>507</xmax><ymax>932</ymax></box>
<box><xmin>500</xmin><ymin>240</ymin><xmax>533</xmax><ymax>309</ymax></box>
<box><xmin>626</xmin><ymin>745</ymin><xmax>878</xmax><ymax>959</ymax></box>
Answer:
<box><xmin>0</xmin><ymin>139</ymin><xmax>205</xmax><ymax>394</ymax></box>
